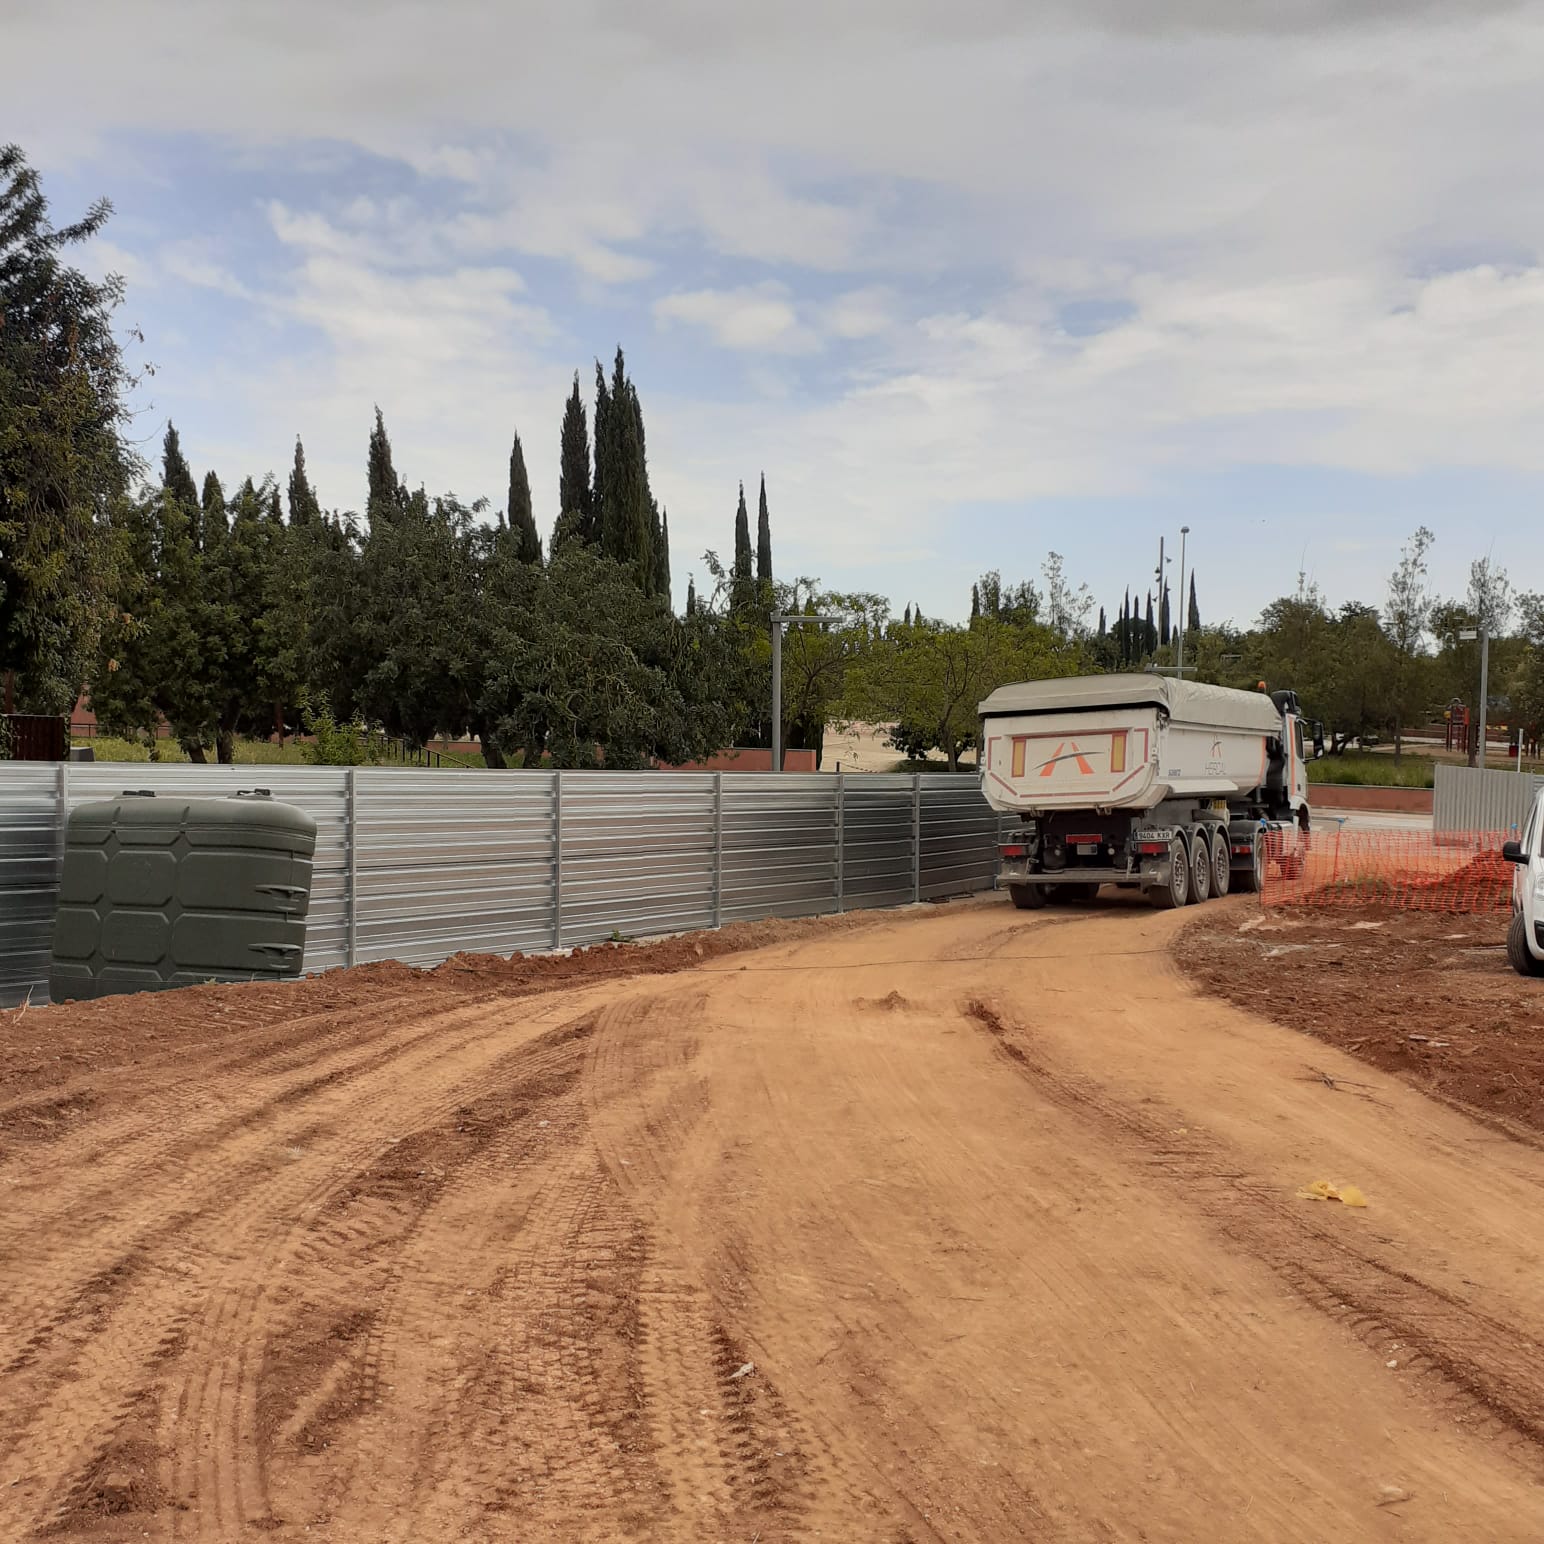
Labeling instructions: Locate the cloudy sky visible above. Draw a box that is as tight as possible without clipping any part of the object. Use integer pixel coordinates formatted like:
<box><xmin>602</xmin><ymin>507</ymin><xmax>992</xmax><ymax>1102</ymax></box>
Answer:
<box><xmin>11</xmin><ymin>0</ymin><xmax>1544</xmax><ymax>626</ymax></box>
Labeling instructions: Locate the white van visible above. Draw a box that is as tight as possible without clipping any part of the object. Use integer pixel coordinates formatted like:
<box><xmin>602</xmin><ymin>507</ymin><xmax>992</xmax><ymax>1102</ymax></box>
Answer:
<box><xmin>1502</xmin><ymin>792</ymin><xmax>1544</xmax><ymax>976</ymax></box>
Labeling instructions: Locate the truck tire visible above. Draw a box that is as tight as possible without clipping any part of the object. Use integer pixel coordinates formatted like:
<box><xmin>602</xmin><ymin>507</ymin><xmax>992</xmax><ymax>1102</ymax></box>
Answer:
<box><xmin>1209</xmin><ymin>828</ymin><xmax>1230</xmax><ymax>899</ymax></box>
<box><xmin>1189</xmin><ymin>836</ymin><xmax>1212</xmax><ymax>905</ymax></box>
<box><xmin>1010</xmin><ymin>882</ymin><xmax>1047</xmax><ymax>910</ymax></box>
<box><xmin>1152</xmin><ymin>837</ymin><xmax>1190</xmax><ymax>910</ymax></box>
<box><xmin>1235</xmin><ymin>830</ymin><xmax>1264</xmax><ymax>894</ymax></box>
<box><xmin>1508</xmin><ymin>913</ymin><xmax>1544</xmax><ymax>977</ymax></box>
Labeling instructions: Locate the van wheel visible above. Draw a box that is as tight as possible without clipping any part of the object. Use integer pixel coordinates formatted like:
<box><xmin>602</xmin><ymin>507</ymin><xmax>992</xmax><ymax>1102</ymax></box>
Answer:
<box><xmin>1010</xmin><ymin>883</ymin><xmax>1047</xmax><ymax>911</ymax></box>
<box><xmin>1189</xmin><ymin>836</ymin><xmax>1212</xmax><ymax>904</ymax></box>
<box><xmin>1508</xmin><ymin>913</ymin><xmax>1544</xmax><ymax>976</ymax></box>
<box><xmin>1152</xmin><ymin>838</ymin><xmax>1190</xmax><ymax>910</ymax></box>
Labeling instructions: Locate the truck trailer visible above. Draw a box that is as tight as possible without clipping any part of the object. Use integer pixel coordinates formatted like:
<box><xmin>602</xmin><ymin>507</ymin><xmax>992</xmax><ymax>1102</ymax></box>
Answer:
<box><xmin>978</xmin><ymin>674</ymin><xmax>1317</xmax><ymax>909</ymax></box>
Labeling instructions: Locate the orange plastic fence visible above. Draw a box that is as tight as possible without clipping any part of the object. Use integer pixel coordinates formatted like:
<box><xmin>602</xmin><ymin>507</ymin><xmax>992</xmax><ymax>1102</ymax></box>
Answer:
<box><xmin>1261</xmin><ymin>828</ymin><xmax>1514</xmax><ymax>915</ymax></box>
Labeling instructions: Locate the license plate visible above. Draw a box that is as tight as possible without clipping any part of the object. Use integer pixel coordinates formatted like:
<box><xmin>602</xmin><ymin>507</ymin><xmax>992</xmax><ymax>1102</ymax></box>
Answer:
<box><xmin>1076</xmin><ymin>843</ymin><xmax>1098</xmax><ymax>855</ymax></box>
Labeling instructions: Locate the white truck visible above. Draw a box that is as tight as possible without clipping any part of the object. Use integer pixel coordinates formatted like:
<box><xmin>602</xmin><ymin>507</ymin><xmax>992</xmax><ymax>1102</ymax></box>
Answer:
<box><xmin>978</xmin><ymin>673</ymin><xmax>1318</xmax><ymax>909</ymax></box>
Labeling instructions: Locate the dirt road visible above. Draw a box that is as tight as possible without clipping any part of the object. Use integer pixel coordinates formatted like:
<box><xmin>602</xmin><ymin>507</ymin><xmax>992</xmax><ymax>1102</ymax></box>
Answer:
<box><xmin>5</xmin><ymin>896</ymin><xmax>1544</xmax><ymax>1541</ymax></box>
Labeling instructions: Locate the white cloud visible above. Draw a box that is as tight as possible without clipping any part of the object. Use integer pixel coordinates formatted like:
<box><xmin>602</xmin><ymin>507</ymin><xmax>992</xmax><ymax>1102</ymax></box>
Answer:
<box><xmin>654</xmin><ymin>282</ymin><xmax>817</xmax><ymax>353</ymax></box>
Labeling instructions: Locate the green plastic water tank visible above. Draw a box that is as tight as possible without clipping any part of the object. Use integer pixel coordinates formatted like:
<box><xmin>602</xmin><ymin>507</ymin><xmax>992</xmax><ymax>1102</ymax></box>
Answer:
<box><xmin>48</xmin><ymin>788</ymin><xmax>318</xmax><ymax>1003</ymax></box>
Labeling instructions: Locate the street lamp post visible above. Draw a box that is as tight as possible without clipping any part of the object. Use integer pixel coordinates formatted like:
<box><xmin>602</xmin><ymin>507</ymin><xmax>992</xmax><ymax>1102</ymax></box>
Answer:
<box><xmin>1460</xmin><ymin>627</ymin><xmax>1491</xmax><ymax>769</ymax></box>
<box><xmin>1176</xmin><ymin>525</ymin><xmax>1191</xmax><ymax>677</ymax></box>
<box><xmin>771</xmin><ymin>612</ymin><xmax>842</xmax><ymax>772</ymax></box>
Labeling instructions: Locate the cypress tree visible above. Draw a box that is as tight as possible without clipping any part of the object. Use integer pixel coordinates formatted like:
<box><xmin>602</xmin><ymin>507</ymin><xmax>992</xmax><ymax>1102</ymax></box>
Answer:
<box><xmin>904</xmin><ymin>603</ymin><xmax>913</xmax><ymax>627</ymax></box>
<box><xmin>1098</xmin><ymin>606</ymin><xmax>1106</xmax><ymax>638</ymax></box>
<box><xmin>288</xmin><ymin>437</ymin><xmax>321</xmax><ymax>526</ymax></box>
<box><xmin>592</xmin><ymin>361</ymin><xmax>610</xmax><ymax>550</ymax></box>
<box><xmin>1188</xmin><ymin>573</ymin><xmax>1201</xmax><ymax>632</ymax></box>
<box><xmin>1160</xmin><ymin>583</ymin><xmax>1171</xmax><ymax>647</ymax></box>
<box><xmin>559</xmin><ymin>373</ymin><xmax>593</xmax><ymax>543</ymax></box>
<box><xmin>970</xmin><ymin>585</ymin><xmax>979</xmax><ymax>622</ymax></box>
<box><xmin>200</xmin><ymin>471</ymin><xmax>228</xmax><ymax>550</ymax></box>
<box><xmin>366</xmin><ymin>407</ymin><xmax>402</xmax><ymax>529</ymax></box>
<box><xmin>731</xmin><ymin>483</ymin><xmax>753</xmax><ymax>611</ymax></box>
<box><xmin>686</xmin><ymin>574</ymin><xmax>697</xmax><ymax>616</ymax></box>
<box><xmin>506</xmin><ymin>427</ymin><xmax>541</xmax><ymax>564</ymax></box>
<box><xmin>1144</xmin><ymin>591</ymin><xmax>1154</xmax><ymax>652</ymax></box>
<box><xmin>162</xmin><ymin>423</ymin><xmax>198</xmax><ymax>513</ymax></box>
<box><xmin>652</xmin><ymin>505</ymin><xmax>671</xmax><ymax>600</ymax></box>
<box><xmin>756</xmin><ymin>474</ymin><xmax>773</xmax><ymax>591</ymax></box>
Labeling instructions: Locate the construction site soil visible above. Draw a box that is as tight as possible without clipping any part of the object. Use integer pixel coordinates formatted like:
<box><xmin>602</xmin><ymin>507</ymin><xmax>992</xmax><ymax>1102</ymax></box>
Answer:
<box><xmin>5</xmin><ymin>893</ymin><xmax>1544</xmax><ymax>1541</ymax></box>
<box><xmin>1177</xmin><ymin>905</ymin><xmax>1544</xmax><ymax>1139</ymax></box>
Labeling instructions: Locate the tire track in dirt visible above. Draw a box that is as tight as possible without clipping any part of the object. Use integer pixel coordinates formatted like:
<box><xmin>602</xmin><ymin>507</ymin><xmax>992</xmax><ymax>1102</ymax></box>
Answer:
<box><xmin>961</xmin><ymin>994</ymin><xmax>1544</xmax><ymax>1473</ymax></box>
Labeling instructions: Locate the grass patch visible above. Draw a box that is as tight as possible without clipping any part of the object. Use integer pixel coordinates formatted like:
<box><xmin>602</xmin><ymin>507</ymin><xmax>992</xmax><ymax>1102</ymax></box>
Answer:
<box><xmin>1308</xmin><ymin>752</ymin><xmax>1435</xmax><ymax>788</ymax></box>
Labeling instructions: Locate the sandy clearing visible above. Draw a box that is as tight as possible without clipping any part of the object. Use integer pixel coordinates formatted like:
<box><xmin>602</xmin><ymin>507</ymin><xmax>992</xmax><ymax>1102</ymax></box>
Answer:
<box><xmin>3</xmin><ymin>895</ymin><xmax>1544</xmax><ymax>1540</ymax></box>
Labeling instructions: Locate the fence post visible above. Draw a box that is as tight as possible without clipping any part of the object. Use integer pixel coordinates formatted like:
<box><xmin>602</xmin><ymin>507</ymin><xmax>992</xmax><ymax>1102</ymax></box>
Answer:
<box><xmin>712</xmin><ymin>771</ymin><xmax>724</xmax><ymax>929</ymax></box>
<box><xmin>552</xmin><ymin>771</ymin><xmax>564</xmax><ymax>950</ymax></box>
<box><xmin>54</xmin><ymin>761</ymin><xmax>70</xmax><ymax>883</ymax></box>
<box><xmin>345</xmin><ymin>768</ymin><xmax>358</xmax><ymax>967</ymax></box>
<box><xmin>835</xmin><ymin>770</ymin><xmax>845</xmax><ymax>913</ymax></box>
<box><xmin>913</xmin><ymin>773</ymin><xmax>922</xmax><ymax>903</ymax></box>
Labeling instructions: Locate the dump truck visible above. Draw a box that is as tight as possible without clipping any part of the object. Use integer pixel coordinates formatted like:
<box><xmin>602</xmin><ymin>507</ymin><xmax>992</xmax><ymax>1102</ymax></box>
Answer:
<box><xmin>978</xmin><ymin>674</ymin><xmax>1318</xmax><ymax>909</ymax></box>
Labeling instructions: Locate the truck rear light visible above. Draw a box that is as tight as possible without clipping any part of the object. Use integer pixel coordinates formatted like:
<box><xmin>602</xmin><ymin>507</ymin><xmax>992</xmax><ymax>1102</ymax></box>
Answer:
<box><xmin>1000</xmin><ymin>844</ymin><xmax>1027</xmax><ymax>858</ymax></box>
<box><xmin>1065</xmin><ymin>833</ymin><xmax>1102</xmax><ymax>845</ymax></box>
<box><xmin>1135</xmin><ymin>841</ymin><xmax>1166</xmax><ymax>855</ymax></box>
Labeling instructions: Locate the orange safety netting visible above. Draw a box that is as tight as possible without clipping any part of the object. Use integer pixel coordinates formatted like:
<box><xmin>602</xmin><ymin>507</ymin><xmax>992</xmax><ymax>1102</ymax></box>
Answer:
<box><xmin>1261</xmin><ymin>828</ymin><xmax>1514</xmax><ymax>915</ymax></box>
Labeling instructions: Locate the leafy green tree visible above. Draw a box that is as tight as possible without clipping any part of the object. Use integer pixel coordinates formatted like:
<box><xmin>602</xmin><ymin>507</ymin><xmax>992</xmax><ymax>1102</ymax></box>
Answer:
<box><xmin>1384</xmin><ymin>526</ymin><xmax>1434</xmax><ymax>763</ymax></box>
<box><xmin>506</xmin><ymin>427</ymin><xmax>541</xmax><ymax>564</ymax></box>
<box><xmin>0</xmin><ymin>143</ymin><xmax>135</xmax><ymax>713</ymax></box>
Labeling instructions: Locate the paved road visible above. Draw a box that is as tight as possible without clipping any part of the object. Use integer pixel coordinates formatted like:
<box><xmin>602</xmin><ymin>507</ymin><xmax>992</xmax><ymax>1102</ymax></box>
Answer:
<box><xmin>4</xmin><ymin>897</ymin><xmax>1544</xmax><ymax>1540</ymax></box>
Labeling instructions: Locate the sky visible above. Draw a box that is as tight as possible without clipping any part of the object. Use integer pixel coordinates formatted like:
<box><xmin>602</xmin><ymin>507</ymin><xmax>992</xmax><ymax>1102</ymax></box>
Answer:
<box><xmin>10</xmin><ymin>0</ymin><xmax>1544</xmax><ymax>629</ymax></box>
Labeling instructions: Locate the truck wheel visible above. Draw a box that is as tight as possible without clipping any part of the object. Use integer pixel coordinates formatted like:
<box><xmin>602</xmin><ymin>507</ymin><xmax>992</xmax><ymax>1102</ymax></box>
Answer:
<box><xmin>1507</xmin><ymin>913</ymin><xmax>1544</xmax><ymax>977</ymax></box>
<box><xmin>1189</xmin><ymin>836</ymin><xmax>1212</xmax><ymax>905</ymax></box>
<box><xmin>1009</xmin><ymin>883</ymin><xmax>1047</xmax><ymax>911</ymax></box>
<box><xmin>1235</xmin><ymin>831</ymin><xmax>1264</xmax><ymax>894</ymax></box>
<box><xmin>1209</xmin><ymin>829</ymin><xmax>1231</xmax><ymax>899</ymax></box>
<box><xmin>1152</xmin><ymin>838</ymin><xmax>1190</xmax><ymax>910</ymax></box>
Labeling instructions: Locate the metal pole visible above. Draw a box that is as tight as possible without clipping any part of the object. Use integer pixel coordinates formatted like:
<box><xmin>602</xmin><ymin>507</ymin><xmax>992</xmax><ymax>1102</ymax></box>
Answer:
<box><xmin>912</xmin><ymin>773</ymin><xmax>922</xmax><ymax>904</ymax></box>
<box><xmin>344</xmin><ymin>769</ymin><xmax>358</xmax><ymax>967</ymax></box>
<box><xmin>1478</xmin><ymin>626</ymin><xmax>1490</xmax><ymax>772</ymax></box>
<box><xmin>1176</xmin><ymin>525</ymin><xmax>1190</xmax><ymax>676</ymax></box>
<box><xmin>54</xmin><ymin>760</ymin><xmax>70</xmax><ymax>879</ymax></box>
<box><xmin>770</xmin><ymin>617</ymin><xmax>782</xmax><ymax>773</ymax></box>
<box><xmin>835</xmin><ymin>770</ymin><xmax>845</xmax><ymax>912</ymax></box>
<box><xmin>552</xmin><ymin>771</ymin><xmax>564</xmax><ymax>950</ymax></box>
<box><xmin>712</xmin><ymin>771</ymin><xmax>723</xmax><ymax>929</ymax></box>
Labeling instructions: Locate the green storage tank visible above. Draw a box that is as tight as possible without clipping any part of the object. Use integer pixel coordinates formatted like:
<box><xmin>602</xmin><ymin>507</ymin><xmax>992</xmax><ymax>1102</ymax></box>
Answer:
<box><xmin>48</xmin><ymin>788</ymin><xmax>318</xmax><ymax>1003</ymax></box>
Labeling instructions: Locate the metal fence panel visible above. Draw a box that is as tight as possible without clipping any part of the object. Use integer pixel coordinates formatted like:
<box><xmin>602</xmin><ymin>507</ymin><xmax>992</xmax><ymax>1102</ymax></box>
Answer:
<box><xmin>1434</xmin><ymin>764</ymin><xmax>1543</xmax><ymax>834</ymax></box>
<box><xmin>353</xmin><ymin>769</ymin><xmax>557</xmax><ymax>966</ymax></box>
<box><xmin>0</xmin><ymin>763</ymin><xmax>1008</xmax><ymax>1006</ymax></box>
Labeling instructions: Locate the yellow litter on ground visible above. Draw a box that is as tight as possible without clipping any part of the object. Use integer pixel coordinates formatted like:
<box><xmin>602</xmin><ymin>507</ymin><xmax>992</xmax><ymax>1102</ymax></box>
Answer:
<box><xmin>1297</xmin><ymin>1180</ymin><xmax>1368</xmax><ymax>1207</ymax></box>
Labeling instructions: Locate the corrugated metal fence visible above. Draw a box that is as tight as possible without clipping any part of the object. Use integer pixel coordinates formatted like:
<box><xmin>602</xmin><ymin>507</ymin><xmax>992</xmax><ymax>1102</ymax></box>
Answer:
<box><xmin>1434</xmin><ymin>763</ymin><xmax>1543</xmax><ymax>834</ymax></box>
<box><xmin>0</xmin><ymin>765</ymin><xmax>1001</xmax><ymax>1007</ymax></box>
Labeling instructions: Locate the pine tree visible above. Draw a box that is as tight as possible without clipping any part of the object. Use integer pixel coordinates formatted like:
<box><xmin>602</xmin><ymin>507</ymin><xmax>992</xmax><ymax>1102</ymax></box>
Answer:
<box><xmin>1187</xmin><ymin>573</ymin><xmax>1200</xmax><ymax>632</ymax></box>
<box><xmin>162</xmin><ymin>422</ymin><xmax>198</xmax><ymax>513</ymax></box>
<box><xmin>731</xmin><ymin>483</ymin><xmax>754</xmax><ymax>611</ymax></box>
<box><xmin>287</xmin><ymin>437</ymin><xmax>321</xmax><ymax>526</ymax></box>
<box><xmin>366</xmin><ymin>407</ymin><xmax>403</xmax><ymax>529</ymax></box>
<box><xmin>558</xmin><ymin>373</ymin><xmax>593</xmax><ymax>544</ymax></box>
<box><xmin>506</xmin><ymin>428</ymin><xmax>541</xmax><ymax>564</ymax></box>
<box><xmin>756</xmin><ymin>474</ymin><xmax>773</xmax><ymax>596</ymax></box>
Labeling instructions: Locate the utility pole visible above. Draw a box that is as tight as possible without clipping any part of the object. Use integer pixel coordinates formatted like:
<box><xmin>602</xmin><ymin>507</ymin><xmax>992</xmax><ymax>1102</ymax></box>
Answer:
<box><xmin>770</xmin><ymin>612</ymin><xmax>841</xmax><ymax>772</ymax></box>
<box><xmin>1176</xmin><ymin>525</ymin><xmax>1191</xmax><ymax>677</ymax></box>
